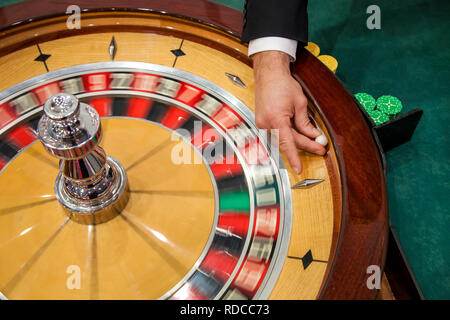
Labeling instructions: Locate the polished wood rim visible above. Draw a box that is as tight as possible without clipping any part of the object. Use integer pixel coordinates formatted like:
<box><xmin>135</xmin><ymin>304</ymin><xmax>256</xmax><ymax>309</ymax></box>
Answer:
<box><xmin>0</xmin><ymin>0</ymin><xmax>388</xmax><ymax>299</ymax></box>
<box><xmin>0</xmin><ymin>0</ymin><xmax>243</xmax><ymax>36</ymax></box>
<box><xmin>293</xmin><ymin>54</ymin><xmax>388</xmax><ymax>299</ymax></box>
<box><xmin>0</xmin><ymin>12</ymin><xmax>251</xmax><ymax>67</ymax></box>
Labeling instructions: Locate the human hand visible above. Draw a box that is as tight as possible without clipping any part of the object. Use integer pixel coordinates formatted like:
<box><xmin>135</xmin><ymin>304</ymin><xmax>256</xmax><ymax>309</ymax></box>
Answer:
<box><xmin>252</xmin><ymin>50</ymin><xmax>326</xmax><ymax>174</ymax></box>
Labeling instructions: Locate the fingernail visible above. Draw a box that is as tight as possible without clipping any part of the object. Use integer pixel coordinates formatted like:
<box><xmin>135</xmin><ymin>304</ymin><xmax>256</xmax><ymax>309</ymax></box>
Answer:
<box><xmin>293</xmin><ymin>167</ymin><xmax>300</xmax><ymax>175</ymax></box>
<box><xmin>313</xmin><ymin>128</ymin><xmax>321</xmax><ymax>137</ymax></box>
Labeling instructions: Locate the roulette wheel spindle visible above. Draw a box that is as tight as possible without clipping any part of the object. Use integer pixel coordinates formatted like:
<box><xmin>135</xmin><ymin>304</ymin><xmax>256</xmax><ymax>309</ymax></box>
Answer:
<box><xmin>37</xmin><ymin>93</ymin><xmax>129</xmax><ymax>225</ymax></box>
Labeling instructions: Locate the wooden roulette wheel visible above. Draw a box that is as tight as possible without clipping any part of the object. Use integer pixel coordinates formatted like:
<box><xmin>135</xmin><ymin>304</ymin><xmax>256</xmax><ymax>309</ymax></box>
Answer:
<box><xmin>0</xmin><ymin>0</ymin><xmax>388</xmax><ymax>300</ymax></box>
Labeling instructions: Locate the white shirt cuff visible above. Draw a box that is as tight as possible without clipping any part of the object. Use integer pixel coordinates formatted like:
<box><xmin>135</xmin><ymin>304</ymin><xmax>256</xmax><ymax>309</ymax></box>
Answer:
<box><xmin>248</xmin><ymin>37</ymin><xmax>298</xmax><ymax>62</ymax></box>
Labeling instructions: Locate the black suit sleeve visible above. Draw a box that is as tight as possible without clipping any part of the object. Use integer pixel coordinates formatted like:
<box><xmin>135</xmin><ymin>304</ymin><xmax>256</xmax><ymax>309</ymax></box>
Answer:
<box><xmin>241</xmin><ymin>0</ymin><xmax>309</xmax><ymax>46</ymax></box>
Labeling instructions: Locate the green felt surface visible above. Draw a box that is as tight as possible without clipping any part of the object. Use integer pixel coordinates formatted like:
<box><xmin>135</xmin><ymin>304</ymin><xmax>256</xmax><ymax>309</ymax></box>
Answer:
<box><xmin>310</xmin><ymin>0</ymin><xmax>450</xmax><ymax>301</ymax></box>
<box><xmin>0</xmin><ymin>0</ymin><xmax>21</xmax><ymax>6</ymax></box>
<box><xmin>0</xmin><ymin>0</ymin><xmax>449</xmax><ymax>299</ymax></box>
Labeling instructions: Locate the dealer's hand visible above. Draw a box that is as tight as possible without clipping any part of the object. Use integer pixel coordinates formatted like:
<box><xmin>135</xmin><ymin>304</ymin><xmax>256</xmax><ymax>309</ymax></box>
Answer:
<box><xmin>252</xmin><ymin>50</ymin><xmax>326</xmax><ymax>174</ymax></box>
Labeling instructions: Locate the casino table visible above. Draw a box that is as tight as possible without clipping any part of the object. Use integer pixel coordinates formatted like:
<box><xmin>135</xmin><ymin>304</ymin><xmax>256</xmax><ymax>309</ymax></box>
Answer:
<box><xmin>0</xmin><ymin>0</ymin><xmax>400</xmax><ymax>300</ymax></box>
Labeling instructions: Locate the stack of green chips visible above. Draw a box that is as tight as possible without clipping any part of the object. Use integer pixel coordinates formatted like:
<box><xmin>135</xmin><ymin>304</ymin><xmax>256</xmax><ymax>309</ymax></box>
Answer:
<box><xmin>376</xmin><ymin>95</ymin><xmax>403</xmax><ymax>119</ymax></box>
<box><xmin>368</xmin><ymin>110</ymin><xmax>390</xmax><ymax>125</ymax></box>
<box><xmin>355</xmin><ymin>92</ymin><xmax>403</xmax><ymax>125</ymax></box>
<box><xmin>355</xmin><ymin>93</ymin><xmax>376</xmax><ymax>112</ymax></box>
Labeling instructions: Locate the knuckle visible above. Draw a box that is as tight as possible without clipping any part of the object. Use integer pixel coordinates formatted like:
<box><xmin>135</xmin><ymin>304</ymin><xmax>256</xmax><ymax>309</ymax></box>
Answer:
<box><xmin>296</xmin><ymin>115</ymin><xmax>310</xmax><ymax>128</ymax></box>
<box><xmin>278</xmin><ymin>138</ymin><xmax>293</xmax><ymax>153</ymax></box>
<box><xmin>298</xmin><ymin>95</ymin><xmax>308</xmax><ymax>107</ymax></box>
<box><xmin>255</xmin><ymin>117</ymin><xmax>269</xmax><ymax>129</ymax></box>
<box><xmin>271</xmin><ymin>117</ymin><xmax>287</xmax><ymax>129</ymax></box>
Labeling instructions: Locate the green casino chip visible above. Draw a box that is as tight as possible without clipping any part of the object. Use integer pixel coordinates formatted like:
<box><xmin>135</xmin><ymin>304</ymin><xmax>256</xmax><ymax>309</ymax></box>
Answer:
<box><xmin>355</xmin><ymin>93</ymin><xmax>376</xmax><ymax>112</ymax></box>
<box><xmin>368</xmin><ymin>110</ymin><xmax>390</xmax><ymax>125</ymax></box>
<box><xmin>376</xmin><ymin>95</ymin><xmax>403</xmax><ymax>118</ymax></box>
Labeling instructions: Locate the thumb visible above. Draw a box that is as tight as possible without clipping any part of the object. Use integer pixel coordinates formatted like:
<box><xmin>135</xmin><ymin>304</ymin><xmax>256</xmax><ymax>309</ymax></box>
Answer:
<box><xmin>294</xmin><ymin>107</ymin><xmax>320</xmax><ymax>139</ymax></box>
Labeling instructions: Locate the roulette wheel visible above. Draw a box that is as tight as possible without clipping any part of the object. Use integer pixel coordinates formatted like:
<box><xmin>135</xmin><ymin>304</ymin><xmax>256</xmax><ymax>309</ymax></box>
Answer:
<box><xmin>0</xmin><ymin>0</ymin><xmax>388</xmax><ymax>300</ymax></box>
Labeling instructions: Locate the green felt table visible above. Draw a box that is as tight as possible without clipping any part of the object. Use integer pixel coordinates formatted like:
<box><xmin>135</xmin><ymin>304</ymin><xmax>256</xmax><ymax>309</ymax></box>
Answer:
<box><xmin>0</xmin><ymin>0</ymin><xmax>448</xmax><ymax>300</ymax></box>
<box><xmin>306</xmin><ymin>0</ymin><xmax>450</xmax><ymax>300</ymax></box>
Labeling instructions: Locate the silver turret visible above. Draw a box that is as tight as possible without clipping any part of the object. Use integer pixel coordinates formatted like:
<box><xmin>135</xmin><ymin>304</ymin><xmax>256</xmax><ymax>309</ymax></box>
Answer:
<box><xmin>38</xmin><ymin>93</ymin><xmax>129</xmax><ymax>224</ymax></box>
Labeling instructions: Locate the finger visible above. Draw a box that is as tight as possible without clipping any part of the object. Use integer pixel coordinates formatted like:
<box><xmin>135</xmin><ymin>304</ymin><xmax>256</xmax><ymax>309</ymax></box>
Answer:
<box><xmin>293</xmin><ymin>96</ymin><xmax>321</xmax><ymax>139</ymax></box>
<box><xmin>276</xmin><ymin>121</ymin><xmax>302</xmax><ymax>174</ymax></box>
<box><xmin>291</xmin><ymin>129</ymin><xmax>327</xmax><ymax>155</ymax></box>
<box><xmin>294</xmin><ymin>109</ymin><xmax>321</xmax><ymax>139</ymax></box>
